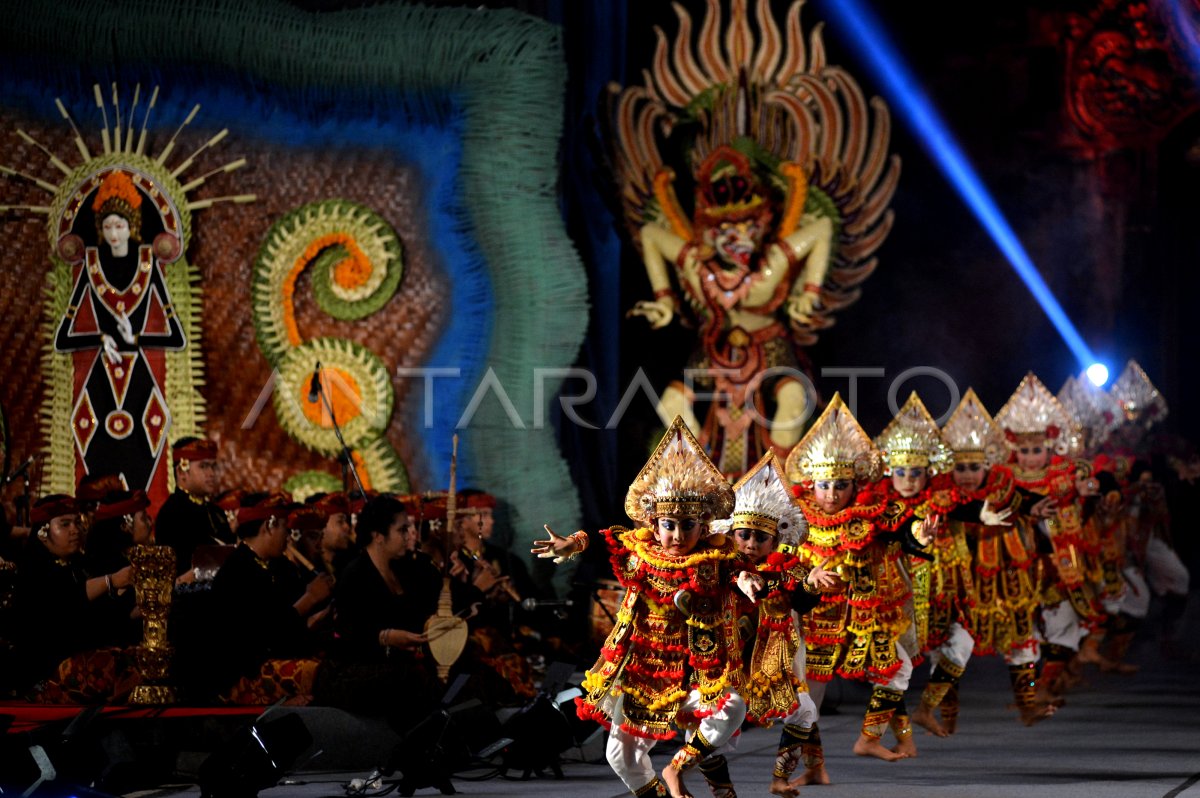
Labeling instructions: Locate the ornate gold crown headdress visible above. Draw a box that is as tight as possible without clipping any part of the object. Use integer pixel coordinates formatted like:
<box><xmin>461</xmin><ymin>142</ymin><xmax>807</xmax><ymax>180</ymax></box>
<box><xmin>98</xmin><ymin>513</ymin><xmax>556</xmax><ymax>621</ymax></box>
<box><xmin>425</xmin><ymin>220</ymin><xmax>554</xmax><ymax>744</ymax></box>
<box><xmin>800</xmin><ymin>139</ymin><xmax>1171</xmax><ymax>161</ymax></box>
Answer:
<box><xmin>785</xmin><ymin>393</ymin><xmax>880</xmax><ymax>483</ymax></box>
<box><xmin>625</xmin><ymin>416</ymin><xmax>735</xmax><ymax>524</ymax></box>
<box><xmin>1109</xmin><ymin>360</ymin><xmax>1168</xmax><ymax>429</ymax></box>
<box><xmin>727</xmin><ymin>452</ymin><xmax>806</xmax><ymax>547</ymax></box>
<box><xmin>994</xmin><ymin>373</ymin><xmax>1083</xmax><ymax>457</ymax></box>
<box><xmin>1058</xmin><ymin>375</ymin><xmax>1122</xmax><ymax>454</ymax></box>
<box><xmin>941</xmin><ymin>388</ymin><xmax>1007</xmax><ymax>466</ymax></box>
<box><xmin>874</xmin><ymin>392</ymin><xmax>953</xmax><ymax>475</ymax></box>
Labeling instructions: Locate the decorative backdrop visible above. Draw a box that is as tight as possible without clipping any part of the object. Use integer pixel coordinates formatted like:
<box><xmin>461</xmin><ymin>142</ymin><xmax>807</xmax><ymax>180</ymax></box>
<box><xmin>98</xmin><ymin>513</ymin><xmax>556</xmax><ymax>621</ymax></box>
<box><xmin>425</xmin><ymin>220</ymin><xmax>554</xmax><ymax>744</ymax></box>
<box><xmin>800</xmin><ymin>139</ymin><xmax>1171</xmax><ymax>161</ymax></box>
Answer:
<box><xmin>0</xmin><ymin>0</ymin><xmax>588</xmax><ymax>552</ymax></box>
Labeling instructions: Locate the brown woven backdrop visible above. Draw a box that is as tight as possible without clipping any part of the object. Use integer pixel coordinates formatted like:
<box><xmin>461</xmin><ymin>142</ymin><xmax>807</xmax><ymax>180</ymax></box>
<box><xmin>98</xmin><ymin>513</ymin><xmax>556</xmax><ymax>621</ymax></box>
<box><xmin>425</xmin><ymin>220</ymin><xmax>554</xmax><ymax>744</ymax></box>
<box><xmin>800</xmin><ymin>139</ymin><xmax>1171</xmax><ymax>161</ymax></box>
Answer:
<box><xmin>0</xmin><ymin>106</ymin><xmax>448</xmax><ymax>503</ymax></box>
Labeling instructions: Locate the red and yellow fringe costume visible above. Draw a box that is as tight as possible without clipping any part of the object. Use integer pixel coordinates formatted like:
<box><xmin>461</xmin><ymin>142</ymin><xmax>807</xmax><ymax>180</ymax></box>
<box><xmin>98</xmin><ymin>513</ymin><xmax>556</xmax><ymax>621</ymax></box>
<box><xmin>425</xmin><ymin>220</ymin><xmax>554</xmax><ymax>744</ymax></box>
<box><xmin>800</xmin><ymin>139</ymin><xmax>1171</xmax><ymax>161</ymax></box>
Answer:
<box><xmin>738</xmin><ymin>551</ymin><xmax>819</xmax><ymax>725</ymax></box>
<box><xmin>1012</xmin><ymin>458</ymin><xmax>1104</xmax><ymax>627</ymax></box>
<box><xmin>950</xmin><ymin>466</ymin><xmax>1042</xmax><ymax>656</ymax></box>
<box><xmin>794</xmin><ymin>488</ymin><xmax>911</xmax><ymax>685</ymax></box>
<box><xmin>577</xmin><ymin>527</ymin><xmax>744</xmax><ymax>741</ymax></box>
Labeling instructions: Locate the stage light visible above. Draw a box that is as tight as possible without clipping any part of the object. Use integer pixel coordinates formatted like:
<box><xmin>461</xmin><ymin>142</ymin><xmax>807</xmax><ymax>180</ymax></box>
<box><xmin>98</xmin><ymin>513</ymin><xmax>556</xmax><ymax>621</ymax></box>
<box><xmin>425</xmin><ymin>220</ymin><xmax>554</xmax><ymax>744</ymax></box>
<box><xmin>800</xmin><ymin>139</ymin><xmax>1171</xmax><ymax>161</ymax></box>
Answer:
<box><xmin>1163</xmin><ymin>0</ymin><xmax>1200</xmax><ymax>77</ymax></box>
<box><xmin>1086</xmin><ymin>363</ymin><xmax>1110</xmax><ymax>387</ymax></box>
<box><xmin>819</xmin><ymin>0</ymin><xmax>1099</xmax><ymax>370</ymax></box>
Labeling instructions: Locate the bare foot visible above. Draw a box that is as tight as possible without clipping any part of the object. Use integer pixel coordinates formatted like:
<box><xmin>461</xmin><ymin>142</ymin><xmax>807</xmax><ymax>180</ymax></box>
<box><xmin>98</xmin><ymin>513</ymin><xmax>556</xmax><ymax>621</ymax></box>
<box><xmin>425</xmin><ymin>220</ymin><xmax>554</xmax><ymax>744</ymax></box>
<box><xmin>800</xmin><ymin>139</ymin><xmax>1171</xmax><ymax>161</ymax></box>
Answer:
<box><xmin>1077</xmin><ymin>639</ymin><xmax>1115</xmax><ymax>669</ymax></box>
<box><xmin>661</xmin><ymin>765</ymin><xmax>693</xmax><ymax>798</ymax></box>
<box><xmin>912</xmin><ymin>704</ymin><xmax>949</xmax><ymax>738</ymax></box>
<box><xmin>1018</xmin><ymin>702</ymin><xmax>1057</xmax><ymax>726</ymax></box>
<box><xmin>1059</xmin><ymin>657</ymin><xmax>1084</xmax><ymax>690</ymax></box>
<box><xmin>769</xmin><ymin>776</ymin><xmax>801</xmax><ymax>797</ymax></box>
<box><xmin>795</xmin><ymin>765</ymin><xmax>831</xmax><ymax>785</ymax></box>
<box><xmin>940</xmin><ymin>687</ymin><xmax>959</xmax><ymax>735</ymax></box>
<box><xmin>853</xmin><ymin>734</ymin><xmax>907</xmax><ymax>761</ymax></box>
<box><xmin>890</xmin><ymin>733</ymin><xmax>918</xmax><ymax>759</ymax></box>
<box><xmin>1033</xmin><ymin>683</ymin><xmax>1065</xmax><ymax>709</ymax></box>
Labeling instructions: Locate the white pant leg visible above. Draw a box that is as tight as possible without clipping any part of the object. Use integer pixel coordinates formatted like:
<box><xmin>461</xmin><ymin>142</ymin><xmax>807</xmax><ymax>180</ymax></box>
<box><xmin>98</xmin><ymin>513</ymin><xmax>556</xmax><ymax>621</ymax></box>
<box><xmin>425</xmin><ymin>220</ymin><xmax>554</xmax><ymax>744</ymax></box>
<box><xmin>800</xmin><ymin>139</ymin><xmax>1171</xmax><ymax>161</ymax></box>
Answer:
<box><xmin>792</xmin><ymin>633</ymin><xmax>808</xmax><ymax>685</ymax></box>
<box><xmin>935</xmin><ymin>622</ymin><xmax>974</xmax><ymax>670</ymax></box>
<box><xmin>1041</xmin><ymin>601</ymin><xmax>1085</xmax><ymax>651</ymax></box>
<box><xmin>781</xmin><ymin>689</ymin><xmax>819</xmax><ymax>731</ymax></box>
<box><xmin>1118</xmin><ymin>566</ymin><xmax>1152</xmax><ymax>619</ymax></box>
<box><xmin>804</xmin><ymin>680</ymin><xmax>827</xmax><ymax>727</ymax></box>
<box><xmin>884</xmin><ymin>641</ymin><xmax>914</xmax><ymax>692</ymax></box>
<box><xmin>1004</xmin><ymin>642</ymin><xmax>1040</xmax><ymax>667</ymax></box>
<box><xmin>782</xmin><ymin>632</ymin><xmax>819</xmax><ymax>729</ymax></box>
<box><xmin>1145</xmin><ymin>537</ymin><xmax>1190</xmax><ymax>596</ymax></box>
<box><xmin>677</xmin><ymin>689</ymin><xmax>747</xmax><ymax>750</ymax></box>
<box><xmin>605</xmin><ymin>695</ymin><xmax>660</xmax><ymax>792</ymax></box>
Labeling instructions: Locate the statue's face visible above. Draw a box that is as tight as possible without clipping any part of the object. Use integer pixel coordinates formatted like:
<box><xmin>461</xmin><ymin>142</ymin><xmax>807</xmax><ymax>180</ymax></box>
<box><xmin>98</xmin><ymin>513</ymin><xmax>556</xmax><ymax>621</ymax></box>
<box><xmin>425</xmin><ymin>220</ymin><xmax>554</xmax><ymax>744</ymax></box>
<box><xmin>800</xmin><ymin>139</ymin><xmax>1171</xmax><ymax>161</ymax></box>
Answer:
<box><xmin>952</xmin><ymin>461</ymin><xmax>987</xmax><ymax>492</ymax></box>
<box><xmin>708</xmin><ymin>218</ymin><xmax>765</xmax><ymax>268</ymax></box>
<box><xmin>812</xmin><ymin>479</ymin><xmax>854</xmax><ymax>513</ymax></box>
<box><xmin>654</xmin><ymin>515</ymin><xmax>706</xmax><ymax>556</ymax></box>
<box><xmin>1016</xmin><ymin>443</ymin><xmax>1049</xmax><ymax>471</ymax></box>
<box><xmin>102</xmin><ymin>213</ymin><xmax>131</xmax><ymax>254</ymax></box>
<box><xmin>890</xmin><ymin>466</ymin><xmax>928</xmax><ymax>498</ymax></box>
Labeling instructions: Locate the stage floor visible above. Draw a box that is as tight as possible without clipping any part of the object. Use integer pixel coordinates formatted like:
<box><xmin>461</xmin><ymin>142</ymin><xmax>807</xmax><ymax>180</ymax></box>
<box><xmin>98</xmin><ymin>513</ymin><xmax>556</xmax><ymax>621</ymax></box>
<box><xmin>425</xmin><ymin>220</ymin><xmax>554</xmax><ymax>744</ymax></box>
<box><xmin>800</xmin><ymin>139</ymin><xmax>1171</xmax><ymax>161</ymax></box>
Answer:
<box><xmin>139</xmin><ymin>609</ymin><xmax>1200</xmax><ymax>798</ymax></box>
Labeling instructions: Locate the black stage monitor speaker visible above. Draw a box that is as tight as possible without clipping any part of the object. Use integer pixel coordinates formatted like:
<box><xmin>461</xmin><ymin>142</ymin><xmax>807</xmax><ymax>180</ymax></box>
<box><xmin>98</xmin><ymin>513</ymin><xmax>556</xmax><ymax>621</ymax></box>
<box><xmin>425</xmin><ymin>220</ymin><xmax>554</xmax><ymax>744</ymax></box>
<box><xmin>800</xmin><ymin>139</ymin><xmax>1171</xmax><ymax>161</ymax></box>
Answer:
<box><xmin>197</xmin><ymin>711</ymin><xmax>313</xmax><ymax>798</ymax></box>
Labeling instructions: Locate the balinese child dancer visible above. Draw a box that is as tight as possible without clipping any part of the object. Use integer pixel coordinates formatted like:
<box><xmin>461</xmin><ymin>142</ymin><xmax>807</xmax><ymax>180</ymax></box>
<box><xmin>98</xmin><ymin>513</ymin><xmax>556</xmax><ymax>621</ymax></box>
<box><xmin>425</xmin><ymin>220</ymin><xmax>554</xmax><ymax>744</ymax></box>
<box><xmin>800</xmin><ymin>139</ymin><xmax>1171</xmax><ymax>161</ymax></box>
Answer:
<box><xmin>721</xmin><ymin>453</ymin><xmax>835</xmax><ymax>797</ymax></box>
<box><xmin>532</xmin><ymin>417</ymin><xmax>756</xmax><ymax>798</ymax></box>
<box><xmin>785</xmin><ymin>394</ymin><xmax>933</xmax><ymax>770</ymax></box>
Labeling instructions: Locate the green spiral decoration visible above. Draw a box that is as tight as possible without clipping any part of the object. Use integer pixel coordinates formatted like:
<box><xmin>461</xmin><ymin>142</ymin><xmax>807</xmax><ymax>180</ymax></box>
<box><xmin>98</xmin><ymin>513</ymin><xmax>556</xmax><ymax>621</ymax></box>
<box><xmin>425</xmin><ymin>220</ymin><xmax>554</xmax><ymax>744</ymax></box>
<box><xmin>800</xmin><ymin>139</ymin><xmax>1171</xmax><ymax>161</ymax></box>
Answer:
<box><xmin>283</xmin><ymin>470</ymin><xmax>343</xmax><ymax>503</ymax></box>
<box><xmin>252</xmin><ymin>199</ymin><xmax>409</xmax><ymax>493</ymax></box>
<box><xmin>252</xmin><ymin>199</ymin><xmax>405</xmax><ymax>366</ymax></box>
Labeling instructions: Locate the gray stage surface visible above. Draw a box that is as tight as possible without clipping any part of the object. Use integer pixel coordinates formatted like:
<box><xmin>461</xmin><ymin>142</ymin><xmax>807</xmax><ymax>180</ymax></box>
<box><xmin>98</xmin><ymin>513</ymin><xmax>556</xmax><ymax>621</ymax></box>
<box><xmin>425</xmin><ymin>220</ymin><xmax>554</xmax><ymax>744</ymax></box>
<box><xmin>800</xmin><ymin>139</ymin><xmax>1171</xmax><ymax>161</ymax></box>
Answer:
<box><xmin>144</xmin><ymin>609</ymin><xmax>1200</xmax><ymax>798</ymax></box>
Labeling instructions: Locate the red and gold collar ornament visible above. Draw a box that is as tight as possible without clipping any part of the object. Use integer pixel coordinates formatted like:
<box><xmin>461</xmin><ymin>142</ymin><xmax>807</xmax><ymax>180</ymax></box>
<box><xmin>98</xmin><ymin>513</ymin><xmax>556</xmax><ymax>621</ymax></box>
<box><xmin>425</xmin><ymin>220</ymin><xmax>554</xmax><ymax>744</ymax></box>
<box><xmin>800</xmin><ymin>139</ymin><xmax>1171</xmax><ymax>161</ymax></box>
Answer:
<box><xmin>94</xmin><ymin>490</ymin><xmax>150</xmax><ymax>522</ymax></box>
<box><xmin>31</xmin><ymin>495</ymin><xmax>79</xmax><ymax>526</ymax></box>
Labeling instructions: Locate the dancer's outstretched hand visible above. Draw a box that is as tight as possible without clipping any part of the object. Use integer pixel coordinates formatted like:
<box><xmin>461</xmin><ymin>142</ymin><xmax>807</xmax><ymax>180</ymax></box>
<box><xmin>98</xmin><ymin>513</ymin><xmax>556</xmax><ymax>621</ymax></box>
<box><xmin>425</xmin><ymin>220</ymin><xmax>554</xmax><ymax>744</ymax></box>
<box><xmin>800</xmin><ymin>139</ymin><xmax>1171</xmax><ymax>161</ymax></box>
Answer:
<box><xmin>531</xmin><ymin>524</ymin><xmax>579</xmax><ymax>564</ymax></box>
<box><xmin>807</xmin><ymin>559</ymin><xmax>839</xmax><ymax>590</ymax></box>
<box><xmin>736</xmin><ymin>570</ymin><xmax>765</xmax><ymax>602</ymax></box>
<box><xmin>979</xmin><ymin>499</ymin><xmax>1013</xmax><ymax>526</ymax></box>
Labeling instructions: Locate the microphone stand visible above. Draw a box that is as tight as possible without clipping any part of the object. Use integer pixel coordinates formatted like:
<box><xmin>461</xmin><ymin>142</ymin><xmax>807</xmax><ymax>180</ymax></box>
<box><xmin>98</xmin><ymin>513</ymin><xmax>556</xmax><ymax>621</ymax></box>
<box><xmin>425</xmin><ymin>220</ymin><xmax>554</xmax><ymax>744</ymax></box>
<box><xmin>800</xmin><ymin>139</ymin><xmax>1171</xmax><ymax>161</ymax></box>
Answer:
<box><xmin>17</xmin><ymin>470</ymin><xmax>30</xmax><ymax>528</ymax></box>
<box><xmin>312</xmin><ymin>374</ymin><xmax>365</xmax><ymax>497</ymax></box>
<box><xmin>4</xmin><ymin>457</ymin><xmax>34</xmax><ymax>528</ymax></box>
<box><xmin>582</xmin><ymin>581</ymin><xmax>618</xmax><ymax>626</ymax></box>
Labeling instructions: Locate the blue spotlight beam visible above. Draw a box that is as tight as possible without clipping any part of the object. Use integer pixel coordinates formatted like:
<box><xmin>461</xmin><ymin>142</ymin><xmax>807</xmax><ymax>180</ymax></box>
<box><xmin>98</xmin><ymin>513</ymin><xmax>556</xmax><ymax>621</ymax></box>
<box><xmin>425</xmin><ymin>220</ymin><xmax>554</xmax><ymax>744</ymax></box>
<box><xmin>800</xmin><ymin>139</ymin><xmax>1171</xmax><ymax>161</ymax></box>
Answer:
<box><xmin>1163</xmin><ymin>0</ymin><xmax>1200</xmax><ymax>76</ymax></box>
<box><xmin>819</xmin><ymin>0</ymin><xmax>1097</xmax><ymax>369</ymax></box>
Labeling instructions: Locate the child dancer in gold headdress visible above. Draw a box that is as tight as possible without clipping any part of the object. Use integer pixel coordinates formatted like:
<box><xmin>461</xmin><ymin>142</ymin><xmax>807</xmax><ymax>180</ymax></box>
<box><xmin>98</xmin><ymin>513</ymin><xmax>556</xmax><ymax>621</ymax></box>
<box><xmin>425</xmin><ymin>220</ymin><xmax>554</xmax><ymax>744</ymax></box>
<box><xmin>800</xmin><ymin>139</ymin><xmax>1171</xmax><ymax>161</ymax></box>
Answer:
<box><xmin>533</xmin><ymin>418</ymin><xmax>757</xmax><ymax>798</ymax></box>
